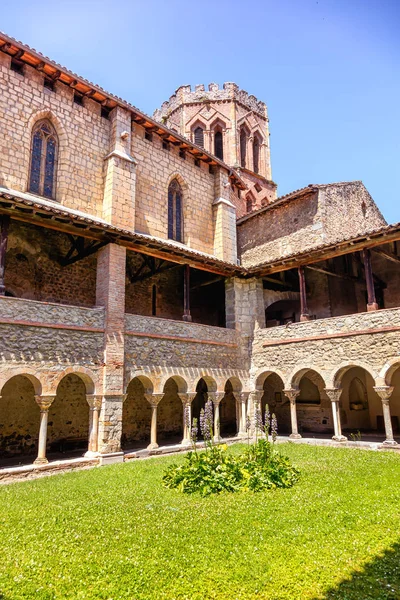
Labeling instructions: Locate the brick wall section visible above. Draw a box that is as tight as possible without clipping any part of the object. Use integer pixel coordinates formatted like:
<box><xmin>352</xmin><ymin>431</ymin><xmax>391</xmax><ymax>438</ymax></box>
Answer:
<box><xmin>0</xmin><ymin>51</ymin><xmax>109</xmax><ymax>217</ymax></box>
<box><xmin>132</xmin><ymin>122</ymin><xmax>217</xmax><ymax>255</ymax></box>
<box><xmin>213</xmin><ymin>167</ymin><xmax>237</xmax><ymax>263</ymax></box>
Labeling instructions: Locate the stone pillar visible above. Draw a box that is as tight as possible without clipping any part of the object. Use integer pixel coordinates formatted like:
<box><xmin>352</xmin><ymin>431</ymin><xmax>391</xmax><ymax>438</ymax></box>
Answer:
<box><xmin>85</xmin><ymin>395</ymin><xmax>103</xmax><ymax>457</ymax></box>
<box><xmin>325</xmin><ymin>389</ymin><xmax>347</xmax><ymax>441</ymax></box>
<box><xmin>298</xmin><ymin>266</ymin><xmax>311</xmax><ymax>321</ymax></box>
<box><xmin>34</xmin><ymin>395</ymin><xmax>55</xmax><ymax>465</ymax></box>
<box><xmin>144</xmin><ymin>393</ymin><xmax>164</xmax><ymax>450</ymax></box>
<box><xmin>103</xmin><ymin>106</ymin><xmax>137</xmax><ymax>229</ymax></box>
<box><xmin>362</xmin><ymin>248</ymin><xmax>378</xmax><ymax>311</ymax></box>
<box><xmin>210</xmin><ymin>392</ymin><xmax>225</xmax><ymax>442</ymax></box>
<box><xmin>248</xmin><ymin>390</ymin><xmax>262</xmax><ymax>435</ymax></box>
<box><xmin>374</xmin><ymin>387</ymin><xmax>397</xmax><ymax>446</ymax></box>
<box><xmin>284</xmin><ymin>389</ymin><xmax>302</xmax><ymax>439</ymax></box>
<box><xmin>179</xmin><ymin>392</ymin><xmax>196</xmax><ymax>446</ymax></box>
<box><xmin>96</xmin><ymin>243</ymin><xmax>126</xmax><ymax>455</ymax></box>
<box><xmin>213</xmin><ymin>167</ymin><xmax>237</xmax><ymax>263</ymax></box>
<box><xmin>238</xmin><ymin>392</ymin><xmax>250</xmax><ymax>436</ymax></box>
<box><xmin>225</xmin><ymin>277</ymin><xmax>265</xmax><ymax>369</ymax></box>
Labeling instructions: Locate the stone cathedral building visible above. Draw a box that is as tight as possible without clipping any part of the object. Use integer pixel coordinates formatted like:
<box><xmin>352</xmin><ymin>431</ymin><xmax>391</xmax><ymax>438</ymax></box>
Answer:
<box><xmin>0</xmin><ymin>32</ymin><xmax>399</xmax><ymax>470</ymax></box>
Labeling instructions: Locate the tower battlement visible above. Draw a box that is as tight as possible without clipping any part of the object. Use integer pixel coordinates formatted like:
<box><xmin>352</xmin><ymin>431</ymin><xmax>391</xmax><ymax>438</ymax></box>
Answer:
<box><xmin>154</xmin><ymin>82</ymin><xmax>268</xmax><ymax>122</ymax></box>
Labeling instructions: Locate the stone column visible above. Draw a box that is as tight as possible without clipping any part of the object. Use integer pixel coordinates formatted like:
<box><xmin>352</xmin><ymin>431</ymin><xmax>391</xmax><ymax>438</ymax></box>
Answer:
<box><xmin>238</xmin><ymin>392</ymin><xmax>250</xmax><ymax>437</ymax></box>
<box><xmin>85</xmin><ymin>395</ymin><xmax>103</xmax><ymax>457</ymax></box>
<box><xmin>209</xmin><ymin>392</ymin><xmax>224</xmax><ymax>442</ymax></box>
<box><xmin>144</xmin><ymin>393</ymin><xmax>164</xmax><ymax>450</ymax></box>
<box><xmin>325</xmin><ymin>388</ymin><xmax>347</xmax><ymax>441</ymax></box>
<box><xmin>374</xmin><ymin>386</ymin><xmax>397</xmax><ymax>446</ymax></box>
<box><xmin>248</xmin><ymin>390</ymin><xmax>262</xmax><ymax>436</ymax></box>
<box><xmin>34</xmin><ymin>395</ymin><xmax>55</xmax><ymax>465</ymax></box>
<box><xmin>179</xmin><ymin>392</ymin><xmax>196</xmax><ymax>446</ymax></box>
<box><xmin>284</xmin><ymin>389</ymin><xmax>302</xmax><ymax>439</ymax></box>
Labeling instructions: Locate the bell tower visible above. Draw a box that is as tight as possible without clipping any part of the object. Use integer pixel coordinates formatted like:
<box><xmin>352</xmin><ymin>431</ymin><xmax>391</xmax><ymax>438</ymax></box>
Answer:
<box><xmin>154</xmin><ymin>82</ymin><xmax>277</xmax><ymax>217</ymax></box>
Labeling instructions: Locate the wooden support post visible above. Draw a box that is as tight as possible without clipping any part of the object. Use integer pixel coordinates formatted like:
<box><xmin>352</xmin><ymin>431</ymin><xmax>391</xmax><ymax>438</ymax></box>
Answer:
<box><xmin>0</xmin><ymin>215</ymin><xmax>10</xmax><ymax>296</ymax></box>
<box><xmin>298</xmin><ymin>266</ymin><xmax>311</xmax><ymax>321</ymax></box>
<box><xmin>183</xmin><ymin>264</ymin><xmax>192</xmax><ymax>322</ymax></box>
<box><xmin>362</xmin><ymin>248</ymin><xmax>378</xmax><ymax>311</ymax></box>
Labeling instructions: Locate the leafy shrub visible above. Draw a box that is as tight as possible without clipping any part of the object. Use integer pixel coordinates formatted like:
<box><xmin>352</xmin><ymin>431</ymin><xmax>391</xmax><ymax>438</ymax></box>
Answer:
<box><xmin>163</xmin><ymin>400</ymin><xmax>300</xmax><ymax>496</ymax></box>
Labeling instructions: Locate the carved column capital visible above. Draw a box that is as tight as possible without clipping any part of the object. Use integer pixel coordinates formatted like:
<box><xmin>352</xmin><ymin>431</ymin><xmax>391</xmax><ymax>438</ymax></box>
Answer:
<box><xmin>249</xmin><ymin>390</ymin><xmax>262</xmax><ymax>404</ymax></box>
<box><xmin>374</xmin><ymin>386</ymin><xmax>394</xmax><ymax>402</ymax></box>
<box><xmin>283</xmin><ymin>389</ymin><xmax>299</xmax><ymax>403</ymax></box>
<box><xmin>144</xmin><ymin>393</ymin><xmax>164</xmax><ymax>407</ymax></box>
<box><xmin>86</xmin><ymin>395</ymin><xmax>103</xmax><ymax>410</ymax></box>
<box><xmin>178</xmin><ymin>392</ymin><xmax>197</xmax><ymax>406</ymax></box>
<box><xmin>35</xmin><ymin>395</ymin><xmax>56</xmax><ymax>412</ymax></box>
<box><xmin>239</xmin><ymin>392</ymin><xmax>250</xmax><ymax>404</ymax></box>
<box><xmin>324</xmin><ymin>388</ymin><xmax>343</xmax><ymax>403</ymax></box>
<box><xmin>210</xmin><ymin>392</ymin><xmax>225</xmax><ymax>405</ymax></box>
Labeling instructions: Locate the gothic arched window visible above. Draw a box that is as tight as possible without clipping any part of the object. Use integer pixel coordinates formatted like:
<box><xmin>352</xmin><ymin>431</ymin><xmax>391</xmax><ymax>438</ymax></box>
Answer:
<box><xmin>253</xmin><ymin>135</ymin><xmax>260</xmax><ymax>174</ymax></box>
<box><xmin>214</xmin><ymin>130</ymin><xmax>224</xmax><ymax>160</ymax></box>
<box><xmin>240</xmin><ymin>127</ymin><xmax>247</xmax><ymax>168</ymax></box>
<box><xmin>168</xmin><ymin>179</ymin><xmax>183</xmax><ymax>242</ymax></box>
<box><xmin>194</xmin><ymin>126</ymin><xmax>204</xmax><ymax>148</ymax></box>
<box><xmin>29</xmin><ymin>120</ymin><xmax>58</xmax><ymax>199</ymax></box>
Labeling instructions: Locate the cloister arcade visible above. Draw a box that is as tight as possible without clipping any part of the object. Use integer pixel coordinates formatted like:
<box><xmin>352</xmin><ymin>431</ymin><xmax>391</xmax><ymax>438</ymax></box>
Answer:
<box><xmin>1</xmin><ymin>360</ymin><xmax>400</xmax><ymax>468</ymax></box>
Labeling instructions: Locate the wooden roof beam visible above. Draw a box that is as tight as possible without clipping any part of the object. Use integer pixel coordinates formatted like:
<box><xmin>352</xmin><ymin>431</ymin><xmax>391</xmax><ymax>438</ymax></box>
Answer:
<box><xmin>372</xmin><ymin>247</ymin><xmax>400</xmax><ymax>264</ymax></box>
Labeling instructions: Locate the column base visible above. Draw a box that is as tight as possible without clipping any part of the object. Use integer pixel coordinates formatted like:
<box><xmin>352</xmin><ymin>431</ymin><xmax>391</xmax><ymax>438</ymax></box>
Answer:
<box><xmin>147</xmin><ymin>442</ymin><xmax>159</xmax><ymax>450</ymax></box>
<box><xmin>237</xmin><ymin>431</ymin><xmax>247</xmax><ymax>439</ymax></box>
<box><xmin>84</xmin><ymin>450</ymin><xmax>101</xmax><ymax>458</ymax></box>
<box><xmin>99</xmin><ymin>452</ymin><xmax>124</xmax><ymax>466</ymax></box>
<box><xmin>367</xmin><ymin>302</ymin><xmax>379</xmax><ymax>312</ymax></box>
<box><xmin>181</xmin><ymin>439</ymin><xmax>191</xmax><ymax>447</ymax></box>
<box><xmin>289</xmin><ymin>433</ymin><xmax>302</xmax><ymax>439</ymax></box>
<box><xmin>300</xmin><ymin>313</ymin><xmax>311</xmax><ymax>322</ymax></box>
<box><xmin>332</xmin><ymin>435</ymin><xmax>348</xmax><ymax>442</ymax></box>
<box><xmin>213</xmin><ymin>435</ymin><xmax>222</xmax><ymax>443</ymax></box>
<box><xmin>33</xmin><ymin>457</ymin><xmax>48</xmax><ymax>465</ymax></box>
<box><xmin>382</xmin><ymin>439</ymin><xmax>398</xmax><ymax>446</ymax></box>
<box><xmin>182</xmin><ymin>314</ymin><xmax>192</xmax><ymax>322</ymax></box>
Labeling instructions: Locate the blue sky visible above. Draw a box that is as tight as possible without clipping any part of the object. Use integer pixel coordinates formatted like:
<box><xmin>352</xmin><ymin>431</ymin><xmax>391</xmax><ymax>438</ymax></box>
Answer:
<box><xmin>2</xmin><ymin>0</ymin><xmax>399</xmax><ymax>222</ymax></box>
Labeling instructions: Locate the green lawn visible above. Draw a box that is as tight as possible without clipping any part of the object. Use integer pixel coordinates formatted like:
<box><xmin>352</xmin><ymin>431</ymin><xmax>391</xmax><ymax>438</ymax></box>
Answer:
<box><xmin>1</xmin><ymin>444</ymin><xmax>399</xmax><ymax>600</ymax></box>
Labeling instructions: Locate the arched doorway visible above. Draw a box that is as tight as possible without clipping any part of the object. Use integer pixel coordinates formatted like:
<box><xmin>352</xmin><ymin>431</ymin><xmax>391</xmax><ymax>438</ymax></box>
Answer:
<box><xmin>260</xmin><ymin>373</ymin><xmax>290</xmax><ymax>434</ymax></box>
<box><xmin>266</xmin><ymin>299</ymin><xmax>300</xmax><ymax>327</ymax></box>
<box><xmin>293</xmin><ymin>370</ymin><xmax>331</xmax><ymax>435</ymax></box>
<box><xmin>0</xmin><ymin>375</ymin><xmax>40</xmax><ymax>460</ymax></box>
<box><xmin>339</xmin><ymin>367</ymin><xmax>382</xmax><ymax>438</ymax></box>
<box><xmin>122</xmin><ymin>376</ymin><xmax>152</xmax><ymax>449</ymax></box>
<box><xmin>220</xmin><ymin>379</ymin><xmax>240</xmax><ymax>437</ymax></box>
<box><xmin>158</xmin><ymin>377</ymin><xmax>185</xmax><ymax>445</ymax></box>
<box><xmin>48</xmin><ymin>374</ymin><xmax>90</xmax><ymax>455</ymax></box>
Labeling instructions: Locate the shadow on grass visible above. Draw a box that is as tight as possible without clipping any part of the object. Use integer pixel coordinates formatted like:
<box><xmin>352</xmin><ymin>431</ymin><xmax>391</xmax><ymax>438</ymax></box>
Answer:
<box><xmin>316</xmin><ymin>541</ymin><xmax>400</xmax><ymax>600</ymax></box>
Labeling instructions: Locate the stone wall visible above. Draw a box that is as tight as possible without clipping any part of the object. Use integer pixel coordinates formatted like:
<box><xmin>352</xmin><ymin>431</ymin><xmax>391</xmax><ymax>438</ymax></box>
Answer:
<box><xmin>251</xmin><ymin>307</ymin><xmax>400</xmax><ymax>389</ymax></box>
<box><xmin>0</xmin><ymin>51</ymin><xmax>109</xmax><ymax>217</ymax></box>
<box><xmin>237</xmin><ymin>182</ymin><xmax>387</xmax><ymax>268</ymax></box>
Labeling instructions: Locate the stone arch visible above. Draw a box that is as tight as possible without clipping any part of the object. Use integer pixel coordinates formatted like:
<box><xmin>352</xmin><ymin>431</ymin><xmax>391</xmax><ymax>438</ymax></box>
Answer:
<box><xmin>289</xmin><ymin>368</ymin><xmax>332</xmax><ymax>435</ymax></box>
<box><xmin>332</xmin><ymin>363</ymin><xmax>377</xmax><ymax>390</ymax></box>
<box><xmin>378</xmin><ymin>358</ymin><xmax>400</xmax><ymax>387</ymax></box>
<box><xmin>122</xmin><ymin>375</ymin><xmax>153</xmax><ymax>449</ymax></box>
<box><xmin>254</xmin><ymin>368</ymin><xmax>286</xmax><ymax>392</ymax></box>
<box><xmin>289</xmin><ymin>367</ymin><xmax>327</xmax><ymax>391</ymax></box>
<box><xmin>0</xmin><ymin>369</ymin><xmax>42</xmax><ymax>396</ymax></box>
<box><xmin>259</xmin><ymin>371</ymin><xmax>290</xmax><ymax>434</ymax></box>
<box><xmin>0</xmin><ymin>374</ymin><xmax>40</xmax><ymax>459</ymax></box>
<box><xmin>219</xmin><ymin>377</ymin><xmax>243</xmax><ymax>437</ymax></box>
<box><xmin>160</xmin><ymin>374</ymin><xmax>187</xmax><ymax>394</ymax></box>
<box><xmin>191</xmin><ymin>376</ymin><xmax>217</xmax><ymax>436</ymax></box>
<box><xmin>264</xmin><ymin>290</ymin><xmax>300</xmax><ymax>310</ymax></box>
<box><xmin>47</xmin><ymin>373</ymin><xmax>91</xmax><ymax>454</ymax></box>
<box><xmin>335</xmin><ymin>365</ymin><xmax>382</xmax><ymax>435</ymax></box>
<box><xmin>210</xmin><ymin>117</ymin><xmax>228</xmax><ymax>132</ymax></box>
<box><xmin>265</xmin><ymin>296</ymin><xmax>300</xmax><ymax>326</ymax></box>
<box><xmin>52</xmin><ymin>367</ymin><xmax>97</xmax><ymax>395</ymax></box>
<box><xmin>190</xmin><ymin>119</ymin><xmax>207</xmax><ymax>147</ymax></box>
<box><xmin>24</xmin><ymin>109</ymin><xmax>68</xmax><ymax>198</ymax></box>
